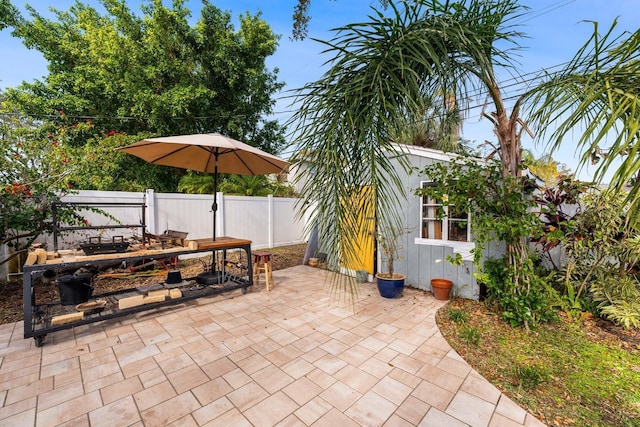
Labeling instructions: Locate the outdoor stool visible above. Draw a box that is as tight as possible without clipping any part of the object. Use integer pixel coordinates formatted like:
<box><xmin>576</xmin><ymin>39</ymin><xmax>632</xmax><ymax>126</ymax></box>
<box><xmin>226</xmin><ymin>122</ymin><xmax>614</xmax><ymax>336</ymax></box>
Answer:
<box><xmin>253</xmin><ymin>252</ymin><xmax>274</xmax><ymax>291</ymax></box>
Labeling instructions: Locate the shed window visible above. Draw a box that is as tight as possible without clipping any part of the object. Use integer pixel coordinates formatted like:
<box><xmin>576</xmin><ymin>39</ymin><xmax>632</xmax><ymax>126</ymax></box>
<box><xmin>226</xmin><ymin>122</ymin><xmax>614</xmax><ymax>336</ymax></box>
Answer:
<box><xmin>420</xmin><ymin>181</ymin><xmax>471</xmax><ymax>242</ymax></box>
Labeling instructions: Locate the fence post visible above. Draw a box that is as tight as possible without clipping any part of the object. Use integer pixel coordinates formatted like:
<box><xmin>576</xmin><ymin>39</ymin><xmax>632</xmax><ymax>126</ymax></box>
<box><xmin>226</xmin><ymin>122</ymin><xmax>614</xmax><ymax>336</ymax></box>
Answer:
<box><xmin>145</xmin><ymin>189</ymin><xmax>157</xmax><ymax>234</ymax></box>
<box><xmin>268</xmin><ymin>195</ymin><xmax>274</xmax><ymax>248</ymax></box>
<box><xmin>0</xmin><ymin>244</ymin><xmax>8</xmax><ymax>281</ymax></box>
<box><xmin>216</xmin><ymin>192</ymin><xmax>225</xmax><ymax>238</ymax></box>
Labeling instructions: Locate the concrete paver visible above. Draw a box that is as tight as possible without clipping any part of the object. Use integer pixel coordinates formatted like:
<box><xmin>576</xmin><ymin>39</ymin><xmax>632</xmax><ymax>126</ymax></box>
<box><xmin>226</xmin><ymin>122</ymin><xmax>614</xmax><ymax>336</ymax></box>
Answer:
<box><xmin>0</xmin><ymin>265</ymin><xmax>546</xmax><ymax>426</ymax></box>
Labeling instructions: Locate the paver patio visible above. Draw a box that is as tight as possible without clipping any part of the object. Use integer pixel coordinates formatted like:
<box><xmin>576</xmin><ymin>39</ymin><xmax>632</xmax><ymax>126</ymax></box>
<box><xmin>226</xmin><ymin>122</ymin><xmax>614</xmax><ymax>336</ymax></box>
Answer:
<box><xmin>0</xmin><ymin>265</ymin><xmax>546</xmax><ymax>426</ymax></box>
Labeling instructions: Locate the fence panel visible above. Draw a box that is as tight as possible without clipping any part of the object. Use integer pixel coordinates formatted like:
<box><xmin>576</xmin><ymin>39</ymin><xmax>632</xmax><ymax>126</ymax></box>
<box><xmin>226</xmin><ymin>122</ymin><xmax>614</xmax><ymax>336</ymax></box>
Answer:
<box><xmin>221</xmin><ymin>196</ymin><xmax>270</xmax><ymax>247</ymax></box>
<box><xmin>152</xmin><ymin>192</ymin><xmax>213</xmax><ymax>240</ymax></box>
<box><xmin>273</xmin><ymin>197</ymin><xmax>306</xmax><ymax>247</ymax></box>
<box><xmin>55</xmin><ymin>190</ymin><xmax>306</xmax><ymax>250</ymax></box>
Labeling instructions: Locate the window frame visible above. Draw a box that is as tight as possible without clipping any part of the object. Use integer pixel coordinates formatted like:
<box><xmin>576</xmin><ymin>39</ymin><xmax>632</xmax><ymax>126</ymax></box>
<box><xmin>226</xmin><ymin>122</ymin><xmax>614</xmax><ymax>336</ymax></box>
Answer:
<box><xmin>419</xmin><ymin>181</ymin><xmax>471</xmax><ymax>242</ymax></box>
<box><xmin>416</xmin><ymin>180</ymin><xmax>475</xmax><ymax>259</ymax></box>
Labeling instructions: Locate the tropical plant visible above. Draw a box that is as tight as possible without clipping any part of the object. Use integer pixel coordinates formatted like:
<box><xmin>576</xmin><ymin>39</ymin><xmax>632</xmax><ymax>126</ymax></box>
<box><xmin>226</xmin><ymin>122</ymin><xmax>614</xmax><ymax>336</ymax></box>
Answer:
<box><xmin>219</xmin><ymin>175</ymin><xmax>273</xmax><ymax>197</ymax></box>
<box><xmin>177</xmin><ymin>172</ymin><xmax>218</xmax><ymax>195</ymax></box>
<box><xmin>178</xmin><ymin>172</ymin><xmax>296</xmax><ymax>197</ymax></box>
<box><xmin>554</xmin><ymin>189</ymin><xmax>640</xmax><ymax>327</ymax></box>
<box><xmin>532</xmin><ymin>176</ymin><xmax>593</xmax><ymax>269</ymax></box>
<box><xmin>289</xmin><ymin>0</ymin><xmax>530</xmax><ymax>301</ymax></box>
<box><xmin>271</xmin><ymin>173</ymin><xmax>298</xmax><ymax>197</ymax></box>
<box><xmin>376</xmin><ymin>225</ymin><xmax>405</xmax><ymax>278</ymax></box>
<box><xmin>522</xmin><ymin>150</ymin><xmax>572</xmax><ymax>188</ymax></box>
<box><xmin>526</xmin><ymin>21</ymin><xmax>640</xmax><ymax>223</ymax></box>
<box><xmin>389</xmin><ymin>94</ymin><xmax>463</xmax><ymax>153</ymax></box>
<box><xmin>590</xmin><ymin>274</ymin><xmax>640</xmax><ymax>329</ymax></box>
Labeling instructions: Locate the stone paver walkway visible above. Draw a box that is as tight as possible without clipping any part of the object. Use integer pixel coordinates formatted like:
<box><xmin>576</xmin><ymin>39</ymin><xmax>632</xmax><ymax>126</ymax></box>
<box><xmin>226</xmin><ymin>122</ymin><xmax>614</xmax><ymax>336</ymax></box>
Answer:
<box><xmin>0</xmin><ymin>265</ymin><xmax>546</xmax><ymax>426</ymax></box>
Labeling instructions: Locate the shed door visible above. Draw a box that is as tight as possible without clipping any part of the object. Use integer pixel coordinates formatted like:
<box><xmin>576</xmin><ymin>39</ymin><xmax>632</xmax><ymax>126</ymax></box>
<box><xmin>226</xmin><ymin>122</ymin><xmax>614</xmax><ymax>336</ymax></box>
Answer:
<box><xmin>341</xmin><ymin>186</ymin><xmax>375</xmax><ymax>275</ymax></box>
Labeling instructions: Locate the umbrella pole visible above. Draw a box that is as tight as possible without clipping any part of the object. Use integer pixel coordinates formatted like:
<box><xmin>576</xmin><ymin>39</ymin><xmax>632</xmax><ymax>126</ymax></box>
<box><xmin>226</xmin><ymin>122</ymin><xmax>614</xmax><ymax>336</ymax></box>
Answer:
<box><xmin>211</xmin><ymin>157</ymin><xmax>219</xmax><ymax>279</ymax></box>
<box><xmin>211</xmin><ymin>171</ymin><xmax>218</xmax><ymax>242</ymax></box>
<box><xmin>212</xmin><ymin>158</ymin><xmax>218</xmax><ymax>242</ymax></box>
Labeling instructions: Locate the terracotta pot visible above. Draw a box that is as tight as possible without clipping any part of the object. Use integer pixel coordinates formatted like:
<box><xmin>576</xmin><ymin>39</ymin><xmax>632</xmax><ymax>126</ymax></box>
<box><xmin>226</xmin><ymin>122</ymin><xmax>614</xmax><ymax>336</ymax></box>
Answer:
<box><xmin>431</xmin><ymin>278</ymin><xmax>453</xmax><ymax>301</ymax></box>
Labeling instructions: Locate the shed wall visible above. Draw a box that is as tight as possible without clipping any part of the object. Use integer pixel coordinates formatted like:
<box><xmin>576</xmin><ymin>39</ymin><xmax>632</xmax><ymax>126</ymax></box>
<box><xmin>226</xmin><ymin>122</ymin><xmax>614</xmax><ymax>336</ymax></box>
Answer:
<box><xmin>388</xmin><ymin>149</ymin><xmax>505</xmax><ymax>300</ymax></box>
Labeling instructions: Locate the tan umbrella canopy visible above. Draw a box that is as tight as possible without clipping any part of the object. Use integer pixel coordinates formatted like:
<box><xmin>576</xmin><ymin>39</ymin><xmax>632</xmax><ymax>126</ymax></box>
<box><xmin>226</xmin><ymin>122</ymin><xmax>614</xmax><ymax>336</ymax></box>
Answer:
<box><xmin>118</xmin><ymin>133</ymin><xmax>289</xmax><ymax>240</ymax></box>
<box><xmin>118</xmin><ymin>133</ymin><xmax>288</xmax><ymax>175</ymax></box>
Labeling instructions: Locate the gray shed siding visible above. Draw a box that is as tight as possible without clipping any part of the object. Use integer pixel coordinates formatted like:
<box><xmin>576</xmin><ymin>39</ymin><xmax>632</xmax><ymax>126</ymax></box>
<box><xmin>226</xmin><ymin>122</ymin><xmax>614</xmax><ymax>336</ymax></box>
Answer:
<box><xmin>387</xmin><ymin>146</ymin><xmax>504</xmax><ymax>300</ymax></box>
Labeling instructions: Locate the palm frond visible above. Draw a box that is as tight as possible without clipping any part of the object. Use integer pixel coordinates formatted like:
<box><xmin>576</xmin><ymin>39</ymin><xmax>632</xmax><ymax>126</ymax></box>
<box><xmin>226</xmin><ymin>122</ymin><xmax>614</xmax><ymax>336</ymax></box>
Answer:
<box><xmin>525</xmin><ymin>21</ymin><xmax>640</xmax><ymax>219</ymax></box>
<box><xmin>287</xmin><ymin>0</ymin><xmax>527</xmax><ymax>306</ymax></box>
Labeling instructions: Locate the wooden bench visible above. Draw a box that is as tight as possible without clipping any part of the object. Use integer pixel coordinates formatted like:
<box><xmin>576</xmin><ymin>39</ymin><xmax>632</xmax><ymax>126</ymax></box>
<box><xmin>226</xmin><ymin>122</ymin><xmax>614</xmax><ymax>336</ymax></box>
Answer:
<box><xmin>144</xmin><ymin>230</ymin><xmax>189</xmax><ymax>248</ymax></box>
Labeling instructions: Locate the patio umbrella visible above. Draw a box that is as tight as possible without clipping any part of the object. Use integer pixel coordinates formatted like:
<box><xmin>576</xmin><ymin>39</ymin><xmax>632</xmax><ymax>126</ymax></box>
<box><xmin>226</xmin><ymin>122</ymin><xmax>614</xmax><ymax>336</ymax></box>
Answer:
<box><xmin>118</xmin><ymin>133</ymin><xmax>289</xmax><ymax>241</ymax></box>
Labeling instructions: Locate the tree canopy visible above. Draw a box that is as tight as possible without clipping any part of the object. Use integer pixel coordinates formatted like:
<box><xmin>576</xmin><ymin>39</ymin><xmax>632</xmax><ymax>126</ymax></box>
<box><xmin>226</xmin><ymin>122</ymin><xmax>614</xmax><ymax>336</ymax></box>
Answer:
<box><xmin>0</xmin><ymin>98</ymin><xmax>84</xmax><ymax>256</ymax></box>
<box><xmin>1</xmin><ymin>0</ymin><xmax>285</xmax><ymax>191</ymax></box>
<box><xmin>291</xmin><ymin>0</ymin><xmax>389</xmax><ymax>40</ymax></box>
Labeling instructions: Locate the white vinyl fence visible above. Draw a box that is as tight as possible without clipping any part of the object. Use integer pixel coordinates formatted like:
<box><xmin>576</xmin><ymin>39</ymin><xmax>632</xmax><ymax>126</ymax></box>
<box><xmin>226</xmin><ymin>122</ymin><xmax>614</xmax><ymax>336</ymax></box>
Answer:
<box><xmin>62</xmin><ymin>189</ymin><xmax>307</xmax><ymax>249</ymax></box>
<box><xmin>1</xmin><ymin>190</ymin><xmax>308</xmax><ymax>279</ymax></box>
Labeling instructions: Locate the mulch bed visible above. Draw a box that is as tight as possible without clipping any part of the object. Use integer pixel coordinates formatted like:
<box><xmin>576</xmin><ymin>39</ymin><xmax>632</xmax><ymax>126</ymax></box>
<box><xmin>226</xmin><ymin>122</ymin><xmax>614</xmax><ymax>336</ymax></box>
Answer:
<box><xmin>0</xmin><ymin>244</ymin><xmax>307</xmax><ymax>325</ymax></box>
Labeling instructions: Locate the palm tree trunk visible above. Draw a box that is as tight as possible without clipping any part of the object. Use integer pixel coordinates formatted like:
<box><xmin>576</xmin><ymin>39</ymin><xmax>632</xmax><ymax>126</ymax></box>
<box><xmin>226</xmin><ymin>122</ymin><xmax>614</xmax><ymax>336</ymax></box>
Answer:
<box><xmin>491</xmin><ymin>91</ymin><xmax>532</xmax><ymax>296</ymax></box>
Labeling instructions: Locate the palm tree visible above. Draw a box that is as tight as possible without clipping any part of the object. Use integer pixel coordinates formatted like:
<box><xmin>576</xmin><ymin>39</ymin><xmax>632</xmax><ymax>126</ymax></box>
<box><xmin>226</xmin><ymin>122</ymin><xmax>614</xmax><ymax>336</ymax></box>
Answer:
<box><xmin>177</xmin><ymin>172</ymin><xmax>217</xmax><ymax>194</ymax></box>
<box><xmin>526</xmin><ymin>21</ymin><xmax>640</xmax><ymax>218</ymax></box>
<box><xmin>219</xmin><ymin>175</ymin><xmax>273</xmax><ymax>197</ymax></box>
<box><xmin>289</xmin><ymin>0</ymin><xmax>532</xmax><ymax>296</ymax></box>
<box><xmin>390</xmin><ymin>93</ymin><xmax>463</xmax><ymax>152</ymax></box>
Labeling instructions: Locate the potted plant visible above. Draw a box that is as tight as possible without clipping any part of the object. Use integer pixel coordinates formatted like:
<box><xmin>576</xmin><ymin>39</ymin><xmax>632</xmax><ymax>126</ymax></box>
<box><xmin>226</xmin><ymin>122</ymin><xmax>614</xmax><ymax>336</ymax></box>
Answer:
<box><xmin>375</xmin><ymin>225</ymin><xmax>406</xmax><ymax>298</ymax></box>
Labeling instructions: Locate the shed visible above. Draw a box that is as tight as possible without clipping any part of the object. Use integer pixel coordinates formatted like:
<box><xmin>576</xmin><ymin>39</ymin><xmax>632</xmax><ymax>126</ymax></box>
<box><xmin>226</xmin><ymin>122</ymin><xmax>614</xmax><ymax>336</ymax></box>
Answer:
<box><xmin>383</xmin><ymin>144</ymin><xmax>504</xmax><ymax>300</ymax></box>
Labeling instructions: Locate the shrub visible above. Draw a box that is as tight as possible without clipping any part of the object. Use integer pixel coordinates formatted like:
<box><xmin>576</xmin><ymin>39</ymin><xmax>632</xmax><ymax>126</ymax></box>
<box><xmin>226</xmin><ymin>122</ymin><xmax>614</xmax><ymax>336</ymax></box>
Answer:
<box><xmin>482</xmin><ymin>257</ymin><xmax>557</xmax><ymax>328</ymax></box>
<box><xmin>590</xmin><ymin>274</ymin><xmax>640</xmax><ymax>329</ymax></box>
<box><xmin>418</xmin><ymin>158</ymin><xmax>555</xmax><ymax>329</ymax></box>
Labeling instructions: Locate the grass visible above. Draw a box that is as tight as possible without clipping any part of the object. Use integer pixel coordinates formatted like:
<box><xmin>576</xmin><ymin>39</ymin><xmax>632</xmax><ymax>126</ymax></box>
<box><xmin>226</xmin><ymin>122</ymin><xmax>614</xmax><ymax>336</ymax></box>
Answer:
<box><xmin>436</xmin><ymin>299</ymin><xmax>640</xmax><ymax>427</ymax></box>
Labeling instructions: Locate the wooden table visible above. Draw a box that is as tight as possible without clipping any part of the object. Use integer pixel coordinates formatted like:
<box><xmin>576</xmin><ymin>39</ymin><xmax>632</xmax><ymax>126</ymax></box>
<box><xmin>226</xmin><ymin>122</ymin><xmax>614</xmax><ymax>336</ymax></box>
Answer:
<box><xmin>23</xmin><ymin>237</ymin><xmax>253</xmax><ymax>347</ymax></box>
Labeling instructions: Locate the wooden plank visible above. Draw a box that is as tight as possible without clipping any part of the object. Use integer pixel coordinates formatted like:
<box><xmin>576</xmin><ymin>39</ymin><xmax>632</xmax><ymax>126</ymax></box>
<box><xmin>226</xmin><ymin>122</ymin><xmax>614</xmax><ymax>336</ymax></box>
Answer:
<box><xmin>45</xmin><ymin>247</ymin><xmax>186</xmax><ymax>264</ymax></box>
<box><xmin>51</xmin><ymin>312</ymin><xmax>84</xmax><ymax>326</ymax></box>
<box><xmin>185</xmin><ymin>237</ymin><xmax>252</xmax><ymax>250</ymax></box>
<box><xmin>25</xmin><ymin>252</ymin><xmax>38</xmax><ymax>266</ymax></box>
<box><xmin>147</xmin><ymin>289</ymin><xmax>169</xmax><ymax>298</ymax></box>
<box><xmin>143</xmin><ymin>295</ymin><xmax>166</xmax><ymax>304</ymax></box>
<box><xmin>35</xmin><ymin>249</ymin><xmax>47</xmax><ymax>264</ymax></box>
<box><xmin>42</xmin><ymin>237</ymin><xmax>250</xmax><ymax>264</ymax></box>
<box><xmin>118</xmin><ymin>295</ymin><xmax>145</xmax><ymax>310</ymax></box>
<box><xmin>169</xmin><ymin>289</ymin><xmax>182</xmax><ymax>299</ymax></box>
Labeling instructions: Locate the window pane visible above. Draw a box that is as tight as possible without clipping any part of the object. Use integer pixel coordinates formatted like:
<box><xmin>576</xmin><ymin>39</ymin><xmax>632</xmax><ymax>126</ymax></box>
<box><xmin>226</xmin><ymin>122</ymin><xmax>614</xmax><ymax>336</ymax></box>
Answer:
<box><xmin>448</xmin><ymin>220</ymin><xmax>468</xmax><ymax>242</ymax></box>
<box><xmin>422</xmin><ymin>219</ymin><xmax>443</xmax><ymax>239</ymax></box>
<box><xmin>448</xmin><ymin>204</ymin><xmax>467</xmax><ymax>220</ymax></box>
<box><xmin>420</xmin><ymin>181</ymin><xmax>470</xmax><ymax>243</ymax></box>
<box><xmin>424</xmin><ymin>205</ymin><xmax>441</xmax><ymax>219</ymax></box>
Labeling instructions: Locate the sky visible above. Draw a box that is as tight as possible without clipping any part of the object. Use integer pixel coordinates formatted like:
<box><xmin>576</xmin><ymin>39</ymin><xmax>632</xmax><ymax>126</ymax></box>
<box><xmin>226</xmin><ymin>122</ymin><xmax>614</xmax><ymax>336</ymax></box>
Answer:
<box><xmin>1</xmin><ymin>0</ymin><xmax>639</xmax><ymax>180</ymax></box>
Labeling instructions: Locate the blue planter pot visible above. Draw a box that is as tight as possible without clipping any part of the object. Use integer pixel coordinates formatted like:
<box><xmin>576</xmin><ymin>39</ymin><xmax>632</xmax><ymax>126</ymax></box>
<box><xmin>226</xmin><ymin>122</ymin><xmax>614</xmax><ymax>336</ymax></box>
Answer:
<box><xmin>375</xmin><ymin>274</ymin><xmax>405</xmax><ymax>298</ymax></box>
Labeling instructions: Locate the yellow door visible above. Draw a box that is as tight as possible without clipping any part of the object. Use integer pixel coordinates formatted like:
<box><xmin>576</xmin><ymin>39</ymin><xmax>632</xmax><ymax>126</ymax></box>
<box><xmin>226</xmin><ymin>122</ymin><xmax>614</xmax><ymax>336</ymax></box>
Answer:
<box><xmin>341</xmin><ymin>186</ymin><xmax>376</xmax><ymax>274</ymax></box>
